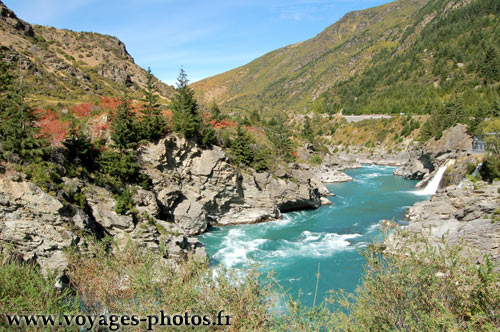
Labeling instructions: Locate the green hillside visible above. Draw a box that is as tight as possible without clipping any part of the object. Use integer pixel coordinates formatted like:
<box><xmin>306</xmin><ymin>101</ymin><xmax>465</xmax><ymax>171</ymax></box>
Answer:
<box><xmin>324</xmin><ymin>0</ymin><xmax>500</xmax><ymax>122</ymax></box>
<box><xmin>192</xmin><ymin>0</ymin><xmax>429</xmax><ymax>113</ymax></box>
<box><xmin>193</xmin><ymin>0</ymin><xmax>500</xmax><ymax>132</ymax></box>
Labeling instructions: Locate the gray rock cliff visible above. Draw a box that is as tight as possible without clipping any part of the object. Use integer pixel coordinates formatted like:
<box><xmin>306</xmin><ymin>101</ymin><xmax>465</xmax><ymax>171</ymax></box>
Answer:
<box><xmin>140</xmin><ymin>136</ymin><xmax>328</xmax><ymax>233</ymax></box>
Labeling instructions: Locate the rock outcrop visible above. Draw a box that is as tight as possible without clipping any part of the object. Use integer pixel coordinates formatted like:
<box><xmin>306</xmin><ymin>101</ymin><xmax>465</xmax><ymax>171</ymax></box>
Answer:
<box><xmin>0</xmin><ymin>174</ymin><xmax>76</xmax><ymax>276</ymax></box>
<box><xmin>393</xmin><ymin>179</ymin><xmax>500</xmax><ymax>265</ymax></box>
<box><xmin>317</xmin><ymin>167</ymin><xmax>353</xmax><ymax>183</ymax></box>
<box><xmin>140</xmin><ymin>136</ymin><xmax>328</xmax><ymax>233</ymax></box>
<box><xmin>0</xmin><ymin>172</ymin><xmax>206</xmax><ymax>278</ymax></box>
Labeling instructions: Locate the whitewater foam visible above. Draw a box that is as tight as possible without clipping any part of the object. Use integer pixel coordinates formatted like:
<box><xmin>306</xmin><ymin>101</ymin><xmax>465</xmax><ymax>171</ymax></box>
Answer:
<box><xmin>213</xmin><ymin>229</ymin><xmax>269</xmax><ymax>267</ymax></box>
<box><xmin>272</xmin><ymin>231</ymin><xmax>361</xmax><ymax>258</ymax></box>
<box><xmin>413</xmin><ymin>160</ymin><xmax>454</xmax><ymax>196</ymax></box>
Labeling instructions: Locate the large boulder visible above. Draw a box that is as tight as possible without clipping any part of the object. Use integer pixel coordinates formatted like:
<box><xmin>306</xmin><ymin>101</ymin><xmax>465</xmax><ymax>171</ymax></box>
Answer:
<box><xmin>393</xmin><ymin>158</ymin><xmax>428</xmax><ymax>180</ymax></box>
<box><xmin>86</xmin><ymin>185</ymin><xmax>135</xmax><ymax>235</ymax></box>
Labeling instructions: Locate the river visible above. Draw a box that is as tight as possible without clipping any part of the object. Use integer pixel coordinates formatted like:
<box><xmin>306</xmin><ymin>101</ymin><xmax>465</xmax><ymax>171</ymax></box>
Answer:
<box><xmin>199</xmin><ymin>165</ymin><xmax>429</xmax><ymax>305</ymax></box>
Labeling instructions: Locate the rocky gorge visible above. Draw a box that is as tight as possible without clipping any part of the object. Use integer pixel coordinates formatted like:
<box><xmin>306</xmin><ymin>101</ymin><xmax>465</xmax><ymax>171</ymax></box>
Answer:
<box><xmin>0</xmin><ymin>134</ymin><xmax>330</xmax><ymax>278</ymax></box>
<box><xmin>1</xmin><ymin>120</ymin><xmax>496</xmax><ymax>282</ymax></box>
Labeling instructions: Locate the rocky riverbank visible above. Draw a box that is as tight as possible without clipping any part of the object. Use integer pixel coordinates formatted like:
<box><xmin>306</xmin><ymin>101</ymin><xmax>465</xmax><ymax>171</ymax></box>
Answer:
<box><xmin>0</xmin><ymin>135</ymin><xmax>331</xmax><ymax>276</ymax></box>
<box><xmin>389</xmin><ymin>179</ymin><xmax>500</xmax><ymax>265</ymax></box>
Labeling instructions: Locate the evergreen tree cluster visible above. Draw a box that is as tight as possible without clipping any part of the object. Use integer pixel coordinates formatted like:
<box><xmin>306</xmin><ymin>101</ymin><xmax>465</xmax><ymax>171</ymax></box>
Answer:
<box><xmin>265</xmin><ymin>112</ymin><xmax>294</xmax><ymax>162</ymax></box>
<box><xmin>111</xmin><ymin>69</ymin><xmax>167</xmax><ymax>150</ymax></box>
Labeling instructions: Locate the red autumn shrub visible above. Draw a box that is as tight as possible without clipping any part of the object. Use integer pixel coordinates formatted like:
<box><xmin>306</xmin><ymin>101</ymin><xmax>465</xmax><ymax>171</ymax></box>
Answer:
<box><xmin>99</xmin><ymin>97</ymin><xmax>121</xmax><ymax>112</ymax></box>
<box><xmin>210</xmin><ymin>119</ymin><xmax>236</xmax><ymax>129</ymax></box>
<box><xmin>72</xmin><ymin>103</ymin><xmax>94</xmax><ymax>118</ymax></box>
<box><xmin>36</xmin><ymin>108</ymin><xmax>71</xmax><ymax>145</ymax></box>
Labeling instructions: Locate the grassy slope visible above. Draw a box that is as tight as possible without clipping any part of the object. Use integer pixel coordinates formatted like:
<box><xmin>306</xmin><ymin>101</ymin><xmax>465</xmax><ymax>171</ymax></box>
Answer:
<box><xmin>193</xmin><ymin>0</ymin><xmax>499</xmax><ymax>124</ymax></box>
<box><xmin>0</xmin><ymin>1</ymin><xmax>174</xmax><ymax>105</ymax></box>
<box><xmin>192</xmin><ymin>0</ymin><xmax>428</xmax><ymax>114</ymax></box>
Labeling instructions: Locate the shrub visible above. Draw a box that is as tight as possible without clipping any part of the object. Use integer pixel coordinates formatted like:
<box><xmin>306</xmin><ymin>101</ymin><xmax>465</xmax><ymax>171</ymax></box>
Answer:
<box><xmin>66</xmin><ymin>239</ymin><xmax>277</xmax><ymax>331</ymax></box>
<box><xmin>310</xmin><ymin>154</ymin><xmax>323</xmax><ymax>165</ymax></box>
<box><xmin>22</xmin><ymin>161</ymin><xmax>62</xmax><ymax>194</ymax></box>
<box><xmin>321</xmin><ymin>231</ymin><xmax>500</xmax><ymax>332</ymax></box>
<box><xmin>252</xmin><ymin>148</ymin><xmax>271</xmax><ymax>172</ymax></box>
<box><xmin>96</xmin><ymin>149</ymin><xmax>152</xmax><ymax>193</ymax></box>
<box><xmin>480</xmin><ymin>155</ymin><xmax>500</xmax><ymax>183</ymax></box>
<box><xmin>114</xmin><ymin>188</ymin><xmax>135</xmax><ymax>215</ymax></box>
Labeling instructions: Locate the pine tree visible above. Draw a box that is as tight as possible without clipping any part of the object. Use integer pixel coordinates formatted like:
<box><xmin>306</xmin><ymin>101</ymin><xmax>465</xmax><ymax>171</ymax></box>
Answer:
<box><xmin>266</xmin><ymin>112</ymin><xmax>294</xmax><ymax>161</ymax></box>
<box><xmin>491</xmin><ymin>97</ymin><xmax>500</xmax><ymax>118</ymax></box>
<box><xmin>139</xmin><ymin>68</ymin><xmax>165</xmax><ymax>141</ymax></box>
<box><xmin>480</xmin><ymin>46</ymin><xmax>500</xmax><ymax>84</ymax></box>
<box><xmin>252</xmin><ymin>147</ymin><xmax>270</xmax><ymax>172</ymax></box>
<box><xmin>0</xmin><ymin>62</ymin><xmax>46</xmax><ymax>161</ymax></box>
<box><xmin>209</xmin><ymin>101</ymin><xmax>224</xmax><ymax>122</ymax></box>
<box><xmin>171</xmin><ymin>68</ymin><xmax>217</xmax><ymax>147</ymax></box>
<box><xmin>63</xmin><ymin>124</ymin><xmax>99</xmax><ymax>176</ymax></box>
<box><xmin>171</xmin><ymin>68</ymin><xmax>202</xmax><ymax>140</ymax></box>
<box><xmin>231</xmin><ymin>124</ymin><xmax>254</xmax><ymax>166</ymax></box>
<box><xmin>110</xmin><ymin>97</ymin><xmax>138</xmax><ymax>150</ymax></box>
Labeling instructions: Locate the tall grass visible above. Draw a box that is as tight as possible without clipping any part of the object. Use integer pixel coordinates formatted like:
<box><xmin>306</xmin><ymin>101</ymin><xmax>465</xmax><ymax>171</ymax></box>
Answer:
<box><xmin>1</xmin><ymin>231</ymin><xmax>499</xmax><ymax>331</ymax></box>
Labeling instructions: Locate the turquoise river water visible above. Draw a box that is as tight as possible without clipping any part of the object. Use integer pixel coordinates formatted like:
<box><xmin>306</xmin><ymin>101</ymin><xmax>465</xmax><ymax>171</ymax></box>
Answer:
<box><xmin>199</xmin><ymin>165</ymin><xmax>429</xmax><ymax>305</ymax></box>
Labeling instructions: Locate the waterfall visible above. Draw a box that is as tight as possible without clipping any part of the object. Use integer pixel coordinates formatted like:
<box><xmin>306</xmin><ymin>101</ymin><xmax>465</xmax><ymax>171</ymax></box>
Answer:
<box><xmin>471</xmin><ymin>162</ymin><xmax>483</xmax><ymax>178</ymax></box>
<box><xmin>458</xmin><ymin>162</ymin><xmax>483</xmax><ymax>188</ymax></box>
<box><xmin>415</xmin><ymin>160</ymin><xmax>453</xmax><ymax>196</ymax></box>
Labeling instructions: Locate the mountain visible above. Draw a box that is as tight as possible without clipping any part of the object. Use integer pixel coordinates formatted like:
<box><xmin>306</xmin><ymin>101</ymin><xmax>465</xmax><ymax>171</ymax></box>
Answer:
<box><xmin>192</xmin><ymin>0</ymin><xmax>429</xmax><ymax>113</ymax></box>
<box><xmin>324</xmin><ymin>0</ymin><xmax>500</xmax><ymax>117</ymax></box>
<box><xmin>192</xmin><ymin>0</ymin><xmax>499</xmax><ymax>120</ymax></box>
<box><xmin>0</xmin><ymin>1</ymin><xmax>174</xmax><ymax>104</ymax></box>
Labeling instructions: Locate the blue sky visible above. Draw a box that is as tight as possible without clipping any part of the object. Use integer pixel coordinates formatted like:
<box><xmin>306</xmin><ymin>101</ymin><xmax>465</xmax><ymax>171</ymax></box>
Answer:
<box><xmin>4</xmin><ymin>0</ymin><xmax>391</xmax><ymax>85</ymax></box>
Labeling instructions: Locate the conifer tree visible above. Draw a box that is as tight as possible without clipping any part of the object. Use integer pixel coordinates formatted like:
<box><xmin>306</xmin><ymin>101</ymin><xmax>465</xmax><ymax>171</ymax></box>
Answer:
<box><xmin>171</xmin><ymin>68</ymin><xmax>217</xmax><ymax>147</ymax></box>
<box><xmin>231</xmin><ymin>124</ymin><xmax>254</xmax><ymax>166</ymax></box>
<box><xmin>139</xmin><ymin>68</ymin><xmax>165</xmax><ymax>141</ymax></box>
<box><xmin>63</xmin><ymin>124</ymin><xmax>99</xmax><ymax>176</ymax></box>
<box><xmin>266</xmin><ymin>112</ymin><xmax>294</xmax><ymax>161</ymax></box>
<box><xmin>480</xmin><ymin>46</ymin><xmax>500</xmax><ymax>84</ymax></box>
<box><xmin>111</xmin><ymin>97</ymin><xmax>138</xmax><ymax>150</ymax></box>
<box><xmin>209</xmin><ymin>101</ymin><xmax>224</xmax><ymax>122</ymax></box>
<box><xmin>0</xmin><ymin>62</ymin><xmax>46</xmax><ymax>161</ymax></box>
<box><xmin>171</xmin><ymin>68</ymin><xmax>201</xmax><ymax>140</ymax></box>
<box><xmin>301</xmin><ymin>116</ymin><xmax>314</xmax><ymax>143</ymax></box>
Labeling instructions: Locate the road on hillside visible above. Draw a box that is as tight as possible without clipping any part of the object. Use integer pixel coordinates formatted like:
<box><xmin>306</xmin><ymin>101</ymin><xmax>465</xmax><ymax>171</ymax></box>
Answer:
<box><xmin>343</xmin><ymin>115</ymin><xmax>393</xmax><ymax>122</ymax></box>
